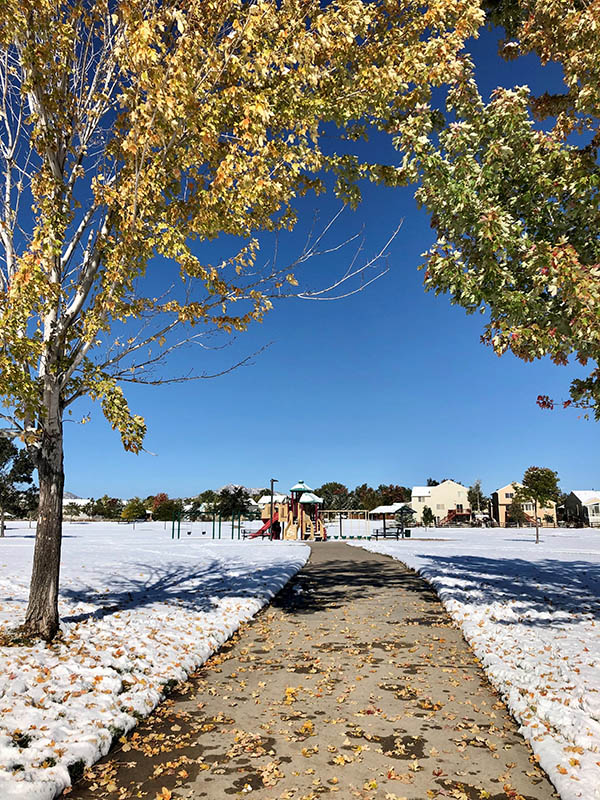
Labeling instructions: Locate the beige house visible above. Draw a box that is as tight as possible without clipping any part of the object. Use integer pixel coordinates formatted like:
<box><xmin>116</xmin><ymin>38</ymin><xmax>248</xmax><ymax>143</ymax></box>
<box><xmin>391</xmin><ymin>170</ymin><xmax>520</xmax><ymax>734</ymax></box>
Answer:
<box><xmin>411</xmin><ymin>480</ymin><xmax>471</xmax><ymax>525</ymax></box>
<box><xmin>492</xmin><ymin>482</ymin><xmax>557</xmax><ymax>527</ymax></box>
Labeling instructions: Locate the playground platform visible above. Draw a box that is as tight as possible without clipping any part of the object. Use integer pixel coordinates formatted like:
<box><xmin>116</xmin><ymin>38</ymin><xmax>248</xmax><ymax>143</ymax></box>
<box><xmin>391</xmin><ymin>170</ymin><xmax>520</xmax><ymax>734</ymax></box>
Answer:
<box><xmin>69</xmin><ymin>543</ymin><xmax>558</xmax><ymax>800</ymax></box>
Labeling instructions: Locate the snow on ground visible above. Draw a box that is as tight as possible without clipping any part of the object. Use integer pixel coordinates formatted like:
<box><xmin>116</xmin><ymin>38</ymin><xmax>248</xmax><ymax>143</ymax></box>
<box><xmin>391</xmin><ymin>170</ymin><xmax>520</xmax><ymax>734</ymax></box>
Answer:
<box><xmin>0</xmin><ymin>521</ymin><xmax>309</xmax><ymax>800</ymax></box>
<box><xmin>351</xmin><ymin>528</ymin><xmax>600</xmax><ymax>800</ymax></box>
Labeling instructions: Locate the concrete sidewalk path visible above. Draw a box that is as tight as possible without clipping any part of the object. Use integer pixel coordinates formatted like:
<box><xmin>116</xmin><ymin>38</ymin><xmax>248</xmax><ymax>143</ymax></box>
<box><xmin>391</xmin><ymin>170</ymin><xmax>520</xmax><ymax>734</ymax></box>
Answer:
<box><xmin>70</xmin><ymin>543</ymin><xmax>559</xmax><ymax>800</ymax></box>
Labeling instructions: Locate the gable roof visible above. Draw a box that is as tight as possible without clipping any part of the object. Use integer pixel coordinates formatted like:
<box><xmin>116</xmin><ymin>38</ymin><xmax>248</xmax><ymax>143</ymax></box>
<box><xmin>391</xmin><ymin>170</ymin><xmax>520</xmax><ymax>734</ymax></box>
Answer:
<box><xmin>256</xmin><ymin>493</ymin><xmax>288</xmax><ymax>505</ymax></box>
<box><xmin>572</xmin><ymin>490</ymin><xmax>600</xmax><ymax>505</ymax></box>
<box><xmin>370</xmin><ymin>503</ymin><xmax>414</xmax><ymax>515</ymax></box>
<box><xmin>438</xmin><ymin>479</ymin><xmax>469</xmax><ymax>490</ymax></box>
<box><xmin>494</xmin><ymin>482</ymin><xmax>521</xmax><ymax>494</ymax></box>
<box><xmin>411</xmin><ymin>486</ymin><xmax>432</xmax><ymax>497</ymax></box>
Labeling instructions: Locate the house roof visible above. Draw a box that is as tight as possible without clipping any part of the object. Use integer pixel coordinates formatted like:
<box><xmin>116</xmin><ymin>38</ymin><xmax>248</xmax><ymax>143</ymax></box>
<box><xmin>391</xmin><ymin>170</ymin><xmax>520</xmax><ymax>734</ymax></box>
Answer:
<box><xmin>572</xmin><ymin>490</ymin><xmax>600</xmax><ymax>505</ymax></box>
<box><xmin>494</xmin><ymin>482</ymin><xmax>520</xmax><ymax>494</ymax></box>
<box><xmin>256</xmin><ymin>493</ymin><xmax>288</xmax><ymax>505</ymax></box>
<box><xmin>438</xmin><ymin>479</ymin><xmax>469</xmax><ymax>489</ymax></box>
<box><xmin>411</xmin><ymin>487</ymin><xmax>432</xmax><ymax>497</ymax></box>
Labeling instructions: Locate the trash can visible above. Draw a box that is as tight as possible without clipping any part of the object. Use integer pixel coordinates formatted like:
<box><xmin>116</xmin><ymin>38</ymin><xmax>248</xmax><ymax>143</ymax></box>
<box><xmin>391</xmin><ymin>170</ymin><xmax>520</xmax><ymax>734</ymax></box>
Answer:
<box><xmin>403</xmin><ymin>529</ymin><xmax>411</xmax><ymax>538</ymax></box>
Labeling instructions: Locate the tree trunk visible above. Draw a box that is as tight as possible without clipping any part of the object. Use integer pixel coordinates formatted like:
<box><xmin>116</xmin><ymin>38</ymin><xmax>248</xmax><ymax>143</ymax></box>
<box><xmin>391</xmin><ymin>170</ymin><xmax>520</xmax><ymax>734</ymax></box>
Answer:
<box><xmin>0</xmin><ymin>505</ymin><xmax>4</xmax><ymax>537</ymax></box>
<box><xmin>22</xmin><ymin>419</ymin><xmax>64</xmax><ymax>640</ymax></box>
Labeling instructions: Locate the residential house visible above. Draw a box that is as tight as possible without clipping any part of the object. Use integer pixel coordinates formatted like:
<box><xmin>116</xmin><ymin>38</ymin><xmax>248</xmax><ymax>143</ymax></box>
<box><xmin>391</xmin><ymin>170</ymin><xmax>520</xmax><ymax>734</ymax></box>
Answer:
<box><xmin>562</xmin><ymin>491</ymin><xmax>600</xmax><ymax>527</ymax></box>
<box><xmin>492</xmin><ymin>482</ymin><xmax>557</xmax><ymax>527</ymax></box>
<box><xmin>411</xmin><ymin>480</ymin><xmax>471</xmax><ymax>525</ymax></box>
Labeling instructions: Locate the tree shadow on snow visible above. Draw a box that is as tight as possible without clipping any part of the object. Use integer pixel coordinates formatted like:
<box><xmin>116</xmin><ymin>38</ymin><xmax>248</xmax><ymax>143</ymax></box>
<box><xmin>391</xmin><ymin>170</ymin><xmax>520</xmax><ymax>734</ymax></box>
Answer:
<box><xmin>271</xmin><ymin>548</ymin><xmax>443</xmax><ymax>616</ymax></box>
<box><xmin>61</xmin><ymin>558</ymin><xmax>293</xmax><ymax>623</ymax></box>
<box><xmin>407</xmin><ymin>553</ymin><xmax>600</xmax><ymax>625</ymax></box>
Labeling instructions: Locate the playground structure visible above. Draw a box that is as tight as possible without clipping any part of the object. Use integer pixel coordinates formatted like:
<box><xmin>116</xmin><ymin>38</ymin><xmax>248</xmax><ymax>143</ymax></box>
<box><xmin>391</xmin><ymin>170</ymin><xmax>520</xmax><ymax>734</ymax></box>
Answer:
<box><xmin>251</xmin><ymin>480</ymin><xmax>327</xmax><ymax>541</ymax></box>
<box><xmin>170</xmin><ymin>483</ymin><xmax>415</xmax><ymax>542</ymax></box>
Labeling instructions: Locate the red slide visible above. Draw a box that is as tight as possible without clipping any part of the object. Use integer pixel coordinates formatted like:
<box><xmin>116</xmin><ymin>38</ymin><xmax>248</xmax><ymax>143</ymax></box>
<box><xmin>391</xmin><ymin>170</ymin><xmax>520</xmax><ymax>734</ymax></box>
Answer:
<box><xmin>249</xmin><ymin>512</ymin><xmax>278</xmax><ymax>539</ymax></box>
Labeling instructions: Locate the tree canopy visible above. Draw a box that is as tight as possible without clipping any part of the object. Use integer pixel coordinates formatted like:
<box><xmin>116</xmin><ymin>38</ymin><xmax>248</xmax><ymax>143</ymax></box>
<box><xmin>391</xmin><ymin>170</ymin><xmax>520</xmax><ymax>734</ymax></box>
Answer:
<box><xmin>515</xmin><ymin>466</ymin><xmax>560</xmax><ymax>543</ymax></box>
<box><xmin>0</xmin><ymin>440</ymin><xmax>35</xmax><ymax>535</ymax></box>
<box><xmin>214</xmin><ymin>486</ymin><xmax>251</xmax><ymax>519</ymax></box>
<box><xmin>0</xmin><ymin>0</ymin><xmax>483</xmax><ymax>639</ymax></box>
<box><xmin>397</xmin><ymin>0</ymin><xmax>600</xmax><ymax>415</ymax></box>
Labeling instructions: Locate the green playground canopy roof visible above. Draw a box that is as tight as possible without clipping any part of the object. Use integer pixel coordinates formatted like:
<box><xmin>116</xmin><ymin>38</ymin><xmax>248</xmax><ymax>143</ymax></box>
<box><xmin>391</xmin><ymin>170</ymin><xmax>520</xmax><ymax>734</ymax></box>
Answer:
<box><xmin>290</xmin><ymin>480</ymin><xmax>313</xmax><ymax>493</ymax></box>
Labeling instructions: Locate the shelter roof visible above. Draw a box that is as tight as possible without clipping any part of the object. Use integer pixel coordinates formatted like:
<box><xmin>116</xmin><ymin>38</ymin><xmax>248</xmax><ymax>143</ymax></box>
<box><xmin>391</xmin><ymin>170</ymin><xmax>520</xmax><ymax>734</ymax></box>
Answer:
<box><xmin>370</xmin><ymin>502</ymin><xmax>414</xmax><ymax>515</ymax></box>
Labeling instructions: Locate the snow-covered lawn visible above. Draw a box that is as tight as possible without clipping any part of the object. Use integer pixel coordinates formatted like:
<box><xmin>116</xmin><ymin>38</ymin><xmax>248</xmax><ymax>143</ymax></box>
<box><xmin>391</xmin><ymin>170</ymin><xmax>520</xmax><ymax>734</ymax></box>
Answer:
<box><xmin>0</xmin><ymin>522</ymin><xmax>309</xmax><ymax>800</ymax></box>
<box><xmin>352</xmin><ymin>528</ymin><xmax>600</xmax><ymax>800</ymax></box>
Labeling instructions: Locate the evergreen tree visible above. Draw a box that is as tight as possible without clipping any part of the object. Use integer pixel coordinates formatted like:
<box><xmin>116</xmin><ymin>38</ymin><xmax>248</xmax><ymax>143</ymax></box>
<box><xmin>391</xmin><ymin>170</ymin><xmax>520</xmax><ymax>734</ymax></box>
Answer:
<box><xmin>468</xmin><ymin>480</ymin><xmax>489</xmax><ymax>514</ymax></box>
<box><xmin>93</xmin><ymin>495</ymin><xmax>124</xmax><ymax>520</ymax></box>
<box><xmin>351</xmin><ymin>484</ymin><xmax>379</xmax><ymax>511</ymax></box>
<box><xmin>422</xmin><ymin>506</ymin><xmax>435</xmax><ymax>527</ymax></box>
<box><xmin>64</xmin><ymin>502</ymin><xmax>81</xmax><ymax>521</ymax></box>
<box><xmin>506</xmin><ymin>500</ymin><xmax>528</xmax><ymax>528</ymax></box>
<box><xmin>0</xmin><ymin>441</ymin><xmax>35</xmax><ymax>537</ymax></box>
<box><xmin>315</xmin><ymin>482</ymin><xmax>351</xmax><ymax>509</ymax></box>
<box><xmin>377</xmin><ymin>484</ymin><xmax>411</xmax><ymax>505</ymax></box>
<box><xmin>214</xmin><ymin>487</ymin><xmax>251</xmax><ymax>519</ymax></box>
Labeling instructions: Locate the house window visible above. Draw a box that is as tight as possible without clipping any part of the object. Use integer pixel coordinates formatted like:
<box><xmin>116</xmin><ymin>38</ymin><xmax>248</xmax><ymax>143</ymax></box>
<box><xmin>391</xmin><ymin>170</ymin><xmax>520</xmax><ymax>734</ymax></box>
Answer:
<box><xmin>524</xmin><ymin>504</ymin><xmax>533</xmax><ymax>511</ymax></box>
<box><xmin>505</xmin><ymin>492</ymin><xmax>514</xmax><ymax>499</ymax></box>
<box><xmin>457</xmin><ymin>504</ymin><xmax>463</xmax><ymax>512</ymax></box>
<box><xmin>436</xmin><ymin>504</ymin><xmax>444</xmax><ymax>510</ymax></box>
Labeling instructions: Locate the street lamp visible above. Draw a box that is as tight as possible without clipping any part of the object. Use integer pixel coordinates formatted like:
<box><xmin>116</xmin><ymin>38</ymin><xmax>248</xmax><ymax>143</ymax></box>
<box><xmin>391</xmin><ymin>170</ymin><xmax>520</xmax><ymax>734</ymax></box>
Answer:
<box><xmin>270</xmin><ymin>478</ymin><xmax>278</xmax><ymax>538</ymax></box>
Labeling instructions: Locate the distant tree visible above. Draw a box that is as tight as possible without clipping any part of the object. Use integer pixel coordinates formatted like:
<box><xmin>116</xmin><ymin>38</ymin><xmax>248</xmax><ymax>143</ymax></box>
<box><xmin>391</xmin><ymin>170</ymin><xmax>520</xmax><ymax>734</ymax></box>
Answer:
<box><xmin>351</xmin><ymin>483</ymin><xmax>379</xmax><ymax>511</ymax></box>
<box><xmin>506</xmin><ymin>499</ymin><xmax>528</xmax><ymax>529</ymax></box>
<box><xmin>426</xmin><ymin>478</ymin><xmax>439</xmax><ymax>487</ymax></box>
<box><xmin>468</xmin><ymin>480</ymin><xmax>489</xmax><ymax>514</ymax></box>
<box><xmin>377</xmin><ymin>484</ymin><xmax>411</xmax><ymax>505</ymax></box>
<box><xmin>152</xmin><ymin>493</ymin><xmax>169</xmax><ymax>513</ymax></box>
<box><xmin>197</xmin><ymin>489</ymin><xmax>218</xmax><ymax>506</ymax></box>
<box><xmin>11</xmin><ymin>487</ymin><xmax>39</xmax><ymax>521</ymax></box>
<box><xmin>0</xmin><ymin>441</ymin><xmax>35</xmax><ymax>537</ymax></box>
<box><xmin>187</xmin><ymin>489</ymin><xmax>218</xmax><ymax>520</ymax></box>
<box><xmin>64</xmin><ymin>502</ymin><xmax>81</xmax><ymax>521</ymax></box>
<box><xmin>152</xmin><ymin>494</ymin><xmax>182</xmax><ymax>522</ymax></box>
<box><xmin>121</xmin><ymin>497</ymin><xmax>147</xmax><ymax>522</ymax></box>
<box><xmin>315</xmin><ymin>482</ymin><xmax>351</xmax><ymax>509</ymax></box>
<box><xmin>214</xmin><ymin>487</ymin><xmax>251</xmax><ymax>519</ymax></box>
<box><xmin>82</xmin><ymin>498</ymin><xmax>95</xmax><ymax>518</ymax></box>
<box><xmin>93</xmin><ymin>495</ymin><xmax>124</xmax><ymax>520</ymax></box>
<box><xmin>556</xmin><ymin>491</ymin><xmax>569</xmax><ymax>524</ymax></box>
<box><xmin>515</xmin><ymin>467</ymin><xmax>560</xmax><ymax>544</ymax></box>
<box><xmin>422</xmin><ymin>506</ymin><xmax>435</xmax><ymax>527</ymax></box>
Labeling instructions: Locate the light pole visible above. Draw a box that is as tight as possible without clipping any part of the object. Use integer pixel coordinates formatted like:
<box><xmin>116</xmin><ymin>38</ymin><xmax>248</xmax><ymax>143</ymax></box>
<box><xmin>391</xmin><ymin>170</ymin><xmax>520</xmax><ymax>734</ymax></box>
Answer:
<box><xmin>270</xmin><ymin>478</ymin><xmax>278</xmax><ymax>538</ymax></box>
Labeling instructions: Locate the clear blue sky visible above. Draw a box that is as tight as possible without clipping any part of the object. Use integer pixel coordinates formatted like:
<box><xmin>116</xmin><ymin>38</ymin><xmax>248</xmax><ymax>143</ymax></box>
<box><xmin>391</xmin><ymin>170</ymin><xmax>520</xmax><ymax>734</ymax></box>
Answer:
<box><xmin>64</xmin><ymin>26</ymin><xmax>598</xmax><ymax>501</ymax></box>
